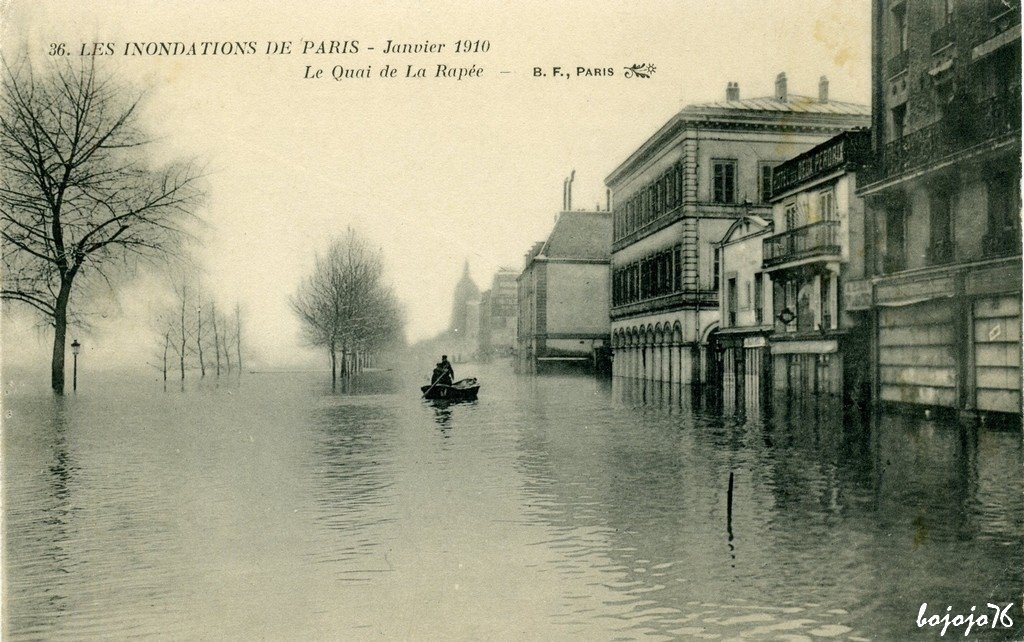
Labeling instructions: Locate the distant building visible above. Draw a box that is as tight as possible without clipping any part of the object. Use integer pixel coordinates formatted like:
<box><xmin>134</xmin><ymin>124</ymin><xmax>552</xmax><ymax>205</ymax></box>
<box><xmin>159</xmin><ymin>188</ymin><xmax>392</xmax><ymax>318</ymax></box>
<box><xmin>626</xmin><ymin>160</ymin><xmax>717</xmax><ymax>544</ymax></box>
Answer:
<box><xmin>608</xmin><ymin>74</ymin><xmax>870</xmax><ymax>386</ymax></box>
<box><xmin>850</xmin><ymin>1</ymin><xmax>1021</xmax><ymax>415</ymax></box>
<box><xmin>516</xmin><ymin>211</ymin><xmax>612</xmax><ymax>373</ymax></box>
<box><xmin>449</xmin><ymin>260</ymin><xmax>480</xmax><ymax>361</ymax></box>
<box><xmin>478</xmin><ymin>268</ymin><xmax>518</xmax><ymax>358</ymax></box>
<box><xmin>716</xmin><ymin>215</ymin><xmax>774</xmax><ymax>414</ymax></box>
<box><xmin>763</xmin><ymin>129</ymin><xmax>873</xmax><ymax>400</ymax></box>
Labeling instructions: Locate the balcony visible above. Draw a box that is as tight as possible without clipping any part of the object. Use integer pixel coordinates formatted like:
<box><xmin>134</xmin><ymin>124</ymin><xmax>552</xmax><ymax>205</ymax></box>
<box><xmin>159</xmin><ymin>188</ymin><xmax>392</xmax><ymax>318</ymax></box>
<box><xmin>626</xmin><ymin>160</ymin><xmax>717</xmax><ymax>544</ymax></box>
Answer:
<box><xmin>931</xmin><ymin>23</ymin><xmax>955</xmax><ymax>52</ymax></box>
<box><xmin>610</xmin><ymin>289</ymin><xmax>718</xmax><ymax>320</ymax></box>
<box><xmin>763</xmin><ymin>220</ymin><xmax>841</xmax><ymax>269</ymax></box>
<box><xmin>887</xmin><ymin>49</ymin><xmax>909</xmax><ymax>76</ymax></box>
<box><xmin>867</xmin><ymin>93</ymin><xmax>1021</xmax><ymax>185</ymax></box>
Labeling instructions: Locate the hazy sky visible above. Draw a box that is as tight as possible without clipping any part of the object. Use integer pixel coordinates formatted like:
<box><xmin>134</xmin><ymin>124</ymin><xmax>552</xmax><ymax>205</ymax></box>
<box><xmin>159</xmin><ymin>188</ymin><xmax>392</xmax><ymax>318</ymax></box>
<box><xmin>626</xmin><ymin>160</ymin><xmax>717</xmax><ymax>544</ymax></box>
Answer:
<box><xmin>1</xmin><ymin>0</ymin><xmax>870</xmax><ymax>371</ymax></box>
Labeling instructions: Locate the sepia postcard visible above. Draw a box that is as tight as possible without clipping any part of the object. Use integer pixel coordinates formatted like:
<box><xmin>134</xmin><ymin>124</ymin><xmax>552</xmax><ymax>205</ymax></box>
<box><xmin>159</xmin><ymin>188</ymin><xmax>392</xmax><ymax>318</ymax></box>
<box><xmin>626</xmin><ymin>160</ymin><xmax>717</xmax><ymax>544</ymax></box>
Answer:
<box><xmin>1</xmin><ymin>1</ymin><xmax>1021</xmax><ymax>640</ymax></box>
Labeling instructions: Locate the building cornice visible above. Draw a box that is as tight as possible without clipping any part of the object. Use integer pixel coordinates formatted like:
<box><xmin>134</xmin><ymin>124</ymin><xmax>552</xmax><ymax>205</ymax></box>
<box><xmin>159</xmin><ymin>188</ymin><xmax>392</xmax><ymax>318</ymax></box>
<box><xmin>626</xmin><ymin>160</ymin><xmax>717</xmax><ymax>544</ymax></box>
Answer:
<box><xmin>606</xmin><ymin>112</ymin><xmax>870</xmax><ymax>189</ymax></box>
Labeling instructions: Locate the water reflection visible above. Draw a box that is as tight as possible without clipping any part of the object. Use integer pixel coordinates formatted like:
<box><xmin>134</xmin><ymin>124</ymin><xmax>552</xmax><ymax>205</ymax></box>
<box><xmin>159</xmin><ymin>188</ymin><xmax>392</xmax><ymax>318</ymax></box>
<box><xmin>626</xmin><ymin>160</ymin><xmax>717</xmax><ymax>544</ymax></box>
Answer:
<box><xmin>305</xmin><ymin>395</ymin><xmax>400</xmax><ymax>581</ymax></box>
<box><xmin>3</xmin><ymin>367</ymin><xmax>1021</xmax><ymax>640</ymax></box>
<box><xmin>511</xmin><ymin>375</ymin><xmax>1022</xmax><ymax>640</ymax></box>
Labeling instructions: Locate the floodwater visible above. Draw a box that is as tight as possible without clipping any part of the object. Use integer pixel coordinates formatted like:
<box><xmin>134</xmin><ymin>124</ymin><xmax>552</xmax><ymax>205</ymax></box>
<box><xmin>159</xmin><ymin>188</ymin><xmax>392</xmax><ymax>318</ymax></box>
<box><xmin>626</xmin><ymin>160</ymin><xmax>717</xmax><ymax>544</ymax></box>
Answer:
<box><xmin>3</xmin><ymin>362</ymin><xmax>1022</xmax><ymax>641</ymax></box>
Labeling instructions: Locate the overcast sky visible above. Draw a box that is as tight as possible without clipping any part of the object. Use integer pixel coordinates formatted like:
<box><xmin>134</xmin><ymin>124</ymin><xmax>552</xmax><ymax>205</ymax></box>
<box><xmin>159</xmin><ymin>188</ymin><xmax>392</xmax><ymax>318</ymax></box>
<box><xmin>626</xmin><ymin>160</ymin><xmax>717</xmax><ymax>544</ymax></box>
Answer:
<box><xmin>1</xmin><ymin>0</ymin><xmax>870</xmax><ymax>371</ymax></box>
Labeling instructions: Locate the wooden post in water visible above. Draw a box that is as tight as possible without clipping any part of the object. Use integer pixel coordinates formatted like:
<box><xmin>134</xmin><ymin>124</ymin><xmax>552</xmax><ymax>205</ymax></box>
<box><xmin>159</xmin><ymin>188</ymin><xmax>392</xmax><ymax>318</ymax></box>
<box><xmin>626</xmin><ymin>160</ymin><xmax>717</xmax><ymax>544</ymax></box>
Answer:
<box><xmin>726</xmin><ymin>471</ymin><xmax>734</xmax><ymax>540</ymax></box>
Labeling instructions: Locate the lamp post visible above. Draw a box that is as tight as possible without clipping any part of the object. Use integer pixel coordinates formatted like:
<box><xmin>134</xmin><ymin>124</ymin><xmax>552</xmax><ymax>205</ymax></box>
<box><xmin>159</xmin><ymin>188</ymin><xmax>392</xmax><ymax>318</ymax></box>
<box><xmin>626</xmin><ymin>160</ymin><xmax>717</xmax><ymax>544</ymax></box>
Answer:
<box><xmin>71</xmin><ymin>339</ymin><xmax>81</xmax><ymax>392</ymax></box>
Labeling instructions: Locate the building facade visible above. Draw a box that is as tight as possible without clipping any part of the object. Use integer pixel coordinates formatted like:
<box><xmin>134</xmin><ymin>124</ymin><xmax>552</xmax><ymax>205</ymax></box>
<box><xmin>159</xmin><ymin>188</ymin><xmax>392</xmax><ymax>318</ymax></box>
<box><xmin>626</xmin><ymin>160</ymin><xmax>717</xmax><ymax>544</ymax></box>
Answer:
<box><xmin>516</xmin><ymin>211</ymin><xmax>612</xmax><ymax>373</ymax></box>
<box><xmin>608</xmin><ymin>75</ymin><xmax>871</xmax><ymax>386</ymax></box>
<box><xmin>448</xmin><ymin>260</ymin><xmax>480</xmax><ymax>361</ymax></box>
<box><xmin>765</xmin><ymin>130</ymin><xmax>873</xmax><ymax>400</ymax></box>
<box><xmin>478</xmin><ymin>268</ymin><xmax>518</xmax><ymax>358</ymax></box>
<box><xmin>850</xmin><ymin>0</ymin><xmax>1021</xmax><ymax>415</ymax></box>
<box><xmin>716</xmin><ymin>215</ymin><xmax>774</xmax><ymax>414</ymax></box>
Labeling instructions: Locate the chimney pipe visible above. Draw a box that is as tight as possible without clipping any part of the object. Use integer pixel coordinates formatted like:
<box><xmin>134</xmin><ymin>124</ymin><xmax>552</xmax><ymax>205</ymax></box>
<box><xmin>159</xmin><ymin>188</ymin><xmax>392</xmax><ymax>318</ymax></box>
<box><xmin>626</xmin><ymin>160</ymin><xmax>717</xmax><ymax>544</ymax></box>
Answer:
<box><xmin>567</xmin><ymin>169</ymin><xmax>575</xmax><ymax>211</ymax></box>
<box><xmin>563</xmin><ymin>178</ymin><xmax>568</xmax><ymax>210</ymax></box>
<box><xmin>606</xmin><ymin>188</ymin><xmax>612</xmax><ymax>211</ymax></box>
<box><xmin>775</xmin><ymin>72</ymin><xmax>787</xmax><ymax>102</ymax></box>
<box><xmin>726</xmin><ymin>81</ymin><xmax>740</xmax><ymax>101</ymax></box>
<box><xmin>818</xmin><ymin>75</ymin><xmax>829</xmax><ymax>103</ymax></box>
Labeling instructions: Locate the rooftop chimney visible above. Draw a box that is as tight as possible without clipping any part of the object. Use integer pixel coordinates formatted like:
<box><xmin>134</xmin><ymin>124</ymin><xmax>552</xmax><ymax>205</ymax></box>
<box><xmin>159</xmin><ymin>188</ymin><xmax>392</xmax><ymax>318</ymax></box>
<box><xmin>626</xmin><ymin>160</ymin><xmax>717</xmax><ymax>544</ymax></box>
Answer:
<box><xmin>818</xmin><ymin>75</ymin><xmax>829</xmax><ymax>103</ymax></box>
<box><xmin>726</xmin><ymin>81</ymin><xmax>740</xmax><ymax>101</ymax></box>
<box><xmin>775</xmin><ymin>72</ymin><xmax>787</xmax><ymax>102</ymax></box>
<box><xmin>567</xmin><ymin>169</ymin><xmax>575</xmax><ymax>211</ymax></box>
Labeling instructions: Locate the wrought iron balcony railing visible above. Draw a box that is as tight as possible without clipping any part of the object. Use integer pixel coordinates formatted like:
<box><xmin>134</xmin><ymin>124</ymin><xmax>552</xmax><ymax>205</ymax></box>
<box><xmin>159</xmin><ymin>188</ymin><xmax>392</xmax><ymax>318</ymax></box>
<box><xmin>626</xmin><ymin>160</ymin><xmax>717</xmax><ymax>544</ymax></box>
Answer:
<box><xmin>867</xmin><ymin>93</ymin><xmax>1021</xmax><ymax>185</ymax></box>
<box><xmin>931</xmin><ymin>23</ymin><xmax>955</xmax><ymax>51</ymax></box>
<box><xmin>763</xmin><ymin>220</ymin><xmax>841</xmax><ymax>268</ymax></box>
<box><xmin>611</xmin><ymin>289</ymin><xmax>718</xmax><ymax>319</ymax></box>
<box><xmin>887</xmin><ymin>49</ymin><xmax>909</xmax><ymax>76</ymax></box>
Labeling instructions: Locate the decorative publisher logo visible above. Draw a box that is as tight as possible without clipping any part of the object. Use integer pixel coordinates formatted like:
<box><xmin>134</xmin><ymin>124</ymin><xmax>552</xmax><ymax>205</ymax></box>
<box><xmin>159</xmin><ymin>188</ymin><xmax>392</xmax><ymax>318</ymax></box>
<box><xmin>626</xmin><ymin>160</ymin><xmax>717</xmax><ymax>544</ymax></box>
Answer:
<box><xmin>916</xmin><ymin>603</ymin><xmax>1015</xmax><ymax>637</ymax></box>
<box><xmin>623</xmin><ymin>63</ymin><xmax>656</xmax><ymax>79</ymax></box>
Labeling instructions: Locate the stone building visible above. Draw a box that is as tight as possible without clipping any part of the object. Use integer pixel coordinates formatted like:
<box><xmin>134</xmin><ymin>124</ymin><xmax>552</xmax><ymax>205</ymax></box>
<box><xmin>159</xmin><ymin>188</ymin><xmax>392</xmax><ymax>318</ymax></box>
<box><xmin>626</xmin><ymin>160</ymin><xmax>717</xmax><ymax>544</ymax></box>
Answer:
<box><xmin>478</xmin><ymin>268</ymin><xmax>518</xmax><ymax>358</ymax></box>
<box><xmin>715</xmin><ymin>215</ymin><xmax>774</xmax><ymax>414</ymax></box>
<box><xmin>516</xmin><ymin>211</ymin><xmax>612</xmax><ymax>373</ymax></box>
<box><xmin>850</xmin><ymin>0</ymin><xmax>1021</xmax><ymax>415</ymax></box>
<box><xmin>607</xmin><ymin>75</ymin><xmax>870</xmax><ymax>386</ymax></box>
<box><xmin>448</xmin><ymin>260</ymin><xmax>480</xmax><ymax>361</ymax></box>
<box><xmin>765</xmin><ymin>129</ymin><xmax>873</xmax><ymax>401</ymax></box>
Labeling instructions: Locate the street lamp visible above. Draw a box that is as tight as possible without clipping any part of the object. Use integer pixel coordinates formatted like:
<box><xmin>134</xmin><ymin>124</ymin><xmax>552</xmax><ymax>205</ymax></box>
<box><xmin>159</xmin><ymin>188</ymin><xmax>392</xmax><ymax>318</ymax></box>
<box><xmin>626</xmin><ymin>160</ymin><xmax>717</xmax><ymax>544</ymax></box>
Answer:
<box><xmin>71</xmin><ymin>339</ymin><xmax>81</xmax><ymax>392</ymax></box>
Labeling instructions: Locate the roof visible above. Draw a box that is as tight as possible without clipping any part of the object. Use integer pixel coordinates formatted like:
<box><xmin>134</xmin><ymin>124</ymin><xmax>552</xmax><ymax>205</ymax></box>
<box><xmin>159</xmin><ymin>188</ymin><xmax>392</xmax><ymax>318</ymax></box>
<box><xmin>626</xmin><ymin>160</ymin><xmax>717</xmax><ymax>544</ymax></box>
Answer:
<box><xmin>606</xmin><ymin>93</ymin><xmax>870</xmax><ymax>188</ymax></box>
<box><xmin>540</xmin><ymin>211</ymin><xmax>612</xmax><ymax>261</ymax></box>
<box><xmin>683</xmin><ymin>94</ymin><xmax>870</xmax><ymax>116</ymax></box>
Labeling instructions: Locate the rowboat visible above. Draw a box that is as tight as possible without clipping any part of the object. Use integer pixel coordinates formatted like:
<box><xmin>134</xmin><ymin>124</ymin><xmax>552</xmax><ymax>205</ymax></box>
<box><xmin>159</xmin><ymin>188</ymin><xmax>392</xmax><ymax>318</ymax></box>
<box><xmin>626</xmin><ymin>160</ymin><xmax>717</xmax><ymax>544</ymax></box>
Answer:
<box><xmin>421</xmin><ymin>377</ymin><xmax>480</xmax><ymax>401</ymax></box>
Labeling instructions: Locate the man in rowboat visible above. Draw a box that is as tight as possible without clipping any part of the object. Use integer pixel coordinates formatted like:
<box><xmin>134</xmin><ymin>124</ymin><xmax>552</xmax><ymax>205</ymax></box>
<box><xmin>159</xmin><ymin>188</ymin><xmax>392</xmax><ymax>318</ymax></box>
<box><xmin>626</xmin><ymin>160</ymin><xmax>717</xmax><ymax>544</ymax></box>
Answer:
<box><xmin>438</xmin><ymin>355</ymin><xmax>454</xmax><ymax>385</ymax></box>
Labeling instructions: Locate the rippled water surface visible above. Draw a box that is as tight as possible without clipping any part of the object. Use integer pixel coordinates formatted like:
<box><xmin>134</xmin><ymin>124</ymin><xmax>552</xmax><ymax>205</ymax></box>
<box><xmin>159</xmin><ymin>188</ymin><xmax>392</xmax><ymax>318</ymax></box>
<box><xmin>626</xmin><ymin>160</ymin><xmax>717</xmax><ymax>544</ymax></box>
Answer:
<box><xmin>4</xmin><ymin>363</ymin><xmax>1022</xmax><ymax>640</ymax></box>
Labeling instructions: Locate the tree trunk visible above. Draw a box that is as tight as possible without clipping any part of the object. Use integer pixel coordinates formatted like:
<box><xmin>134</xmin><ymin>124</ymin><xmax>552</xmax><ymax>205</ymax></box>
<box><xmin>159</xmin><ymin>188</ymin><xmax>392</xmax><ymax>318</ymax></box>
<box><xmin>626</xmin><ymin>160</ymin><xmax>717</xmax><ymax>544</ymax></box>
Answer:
<box><xmin>330</xmin><ymin>344</ymin><xmax>337</xmax><ymax>392</ymax></box>
<box><xmin>224</xmin><ymin>332</ymin><xmax>232</xmax><ymax>374</ymax></box>
<box><xmin>212</xmin><ymin>306</ymin><xmax>221</xmax><ymax>377</ymax></box>
<box><xmin>179</xmin><ymin>289</ymin><xmax>187</xmax><ymax>381</ymax></box>
<box><xmin>50</xmin><ymin>279</ymin><xmax>72</xmax><ymax>394</ymax></box>
<box><xmin>235</xmin><ymin>305</ymin><xmax>242</xmax><ymax>374</ymax></box>
<box><xmin>196</xmin><ymin>306</ymin><xmax>205</xmax><ymax>377</ymax></box>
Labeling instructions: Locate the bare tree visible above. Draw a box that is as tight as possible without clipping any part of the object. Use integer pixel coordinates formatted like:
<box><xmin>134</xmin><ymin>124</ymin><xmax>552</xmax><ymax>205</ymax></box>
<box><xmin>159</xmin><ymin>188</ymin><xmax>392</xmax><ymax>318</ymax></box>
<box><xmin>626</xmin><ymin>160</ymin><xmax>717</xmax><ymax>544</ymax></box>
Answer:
<box><xmin>234</xmin><ymin>302</ymin><xmax>243</xmax><ymax>374</ymax></box>
<box><xmin>0</xmin><ymin>56</ymin><xmax>204</xmax><ymax>393</ymax></box>
<box><xmin>196</xmin><ymin>301</ymin><xmax>206</xmax><ymax>378</ymax></box>
<box><xmin>211</xmin><ymin>300</ymin><xmax>221</xmax><ymax>377</ymax></box>
<box><xmin>174</xmin><ymin>281</ymin><xmax>191</xmax><ymax>381</ymax></box>
<box><xmin>221</xmin><ymin>308</ymin><xmax>233</xmax><ymax>374</ymax></box>
<box><xmin>291</xmin><ymin>228</ymin><xmax>404</xmax><ymax>390</ymax></box>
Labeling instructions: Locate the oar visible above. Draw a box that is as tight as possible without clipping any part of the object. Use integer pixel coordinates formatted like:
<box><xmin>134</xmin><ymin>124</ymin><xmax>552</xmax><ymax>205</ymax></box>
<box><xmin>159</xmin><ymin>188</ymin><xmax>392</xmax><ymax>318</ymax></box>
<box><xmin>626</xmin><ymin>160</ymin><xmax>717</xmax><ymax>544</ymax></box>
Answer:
<box><xmin>422</xmin><ymin>371</ymin><xmax>444</xmax><ymax>398</ymax></box>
